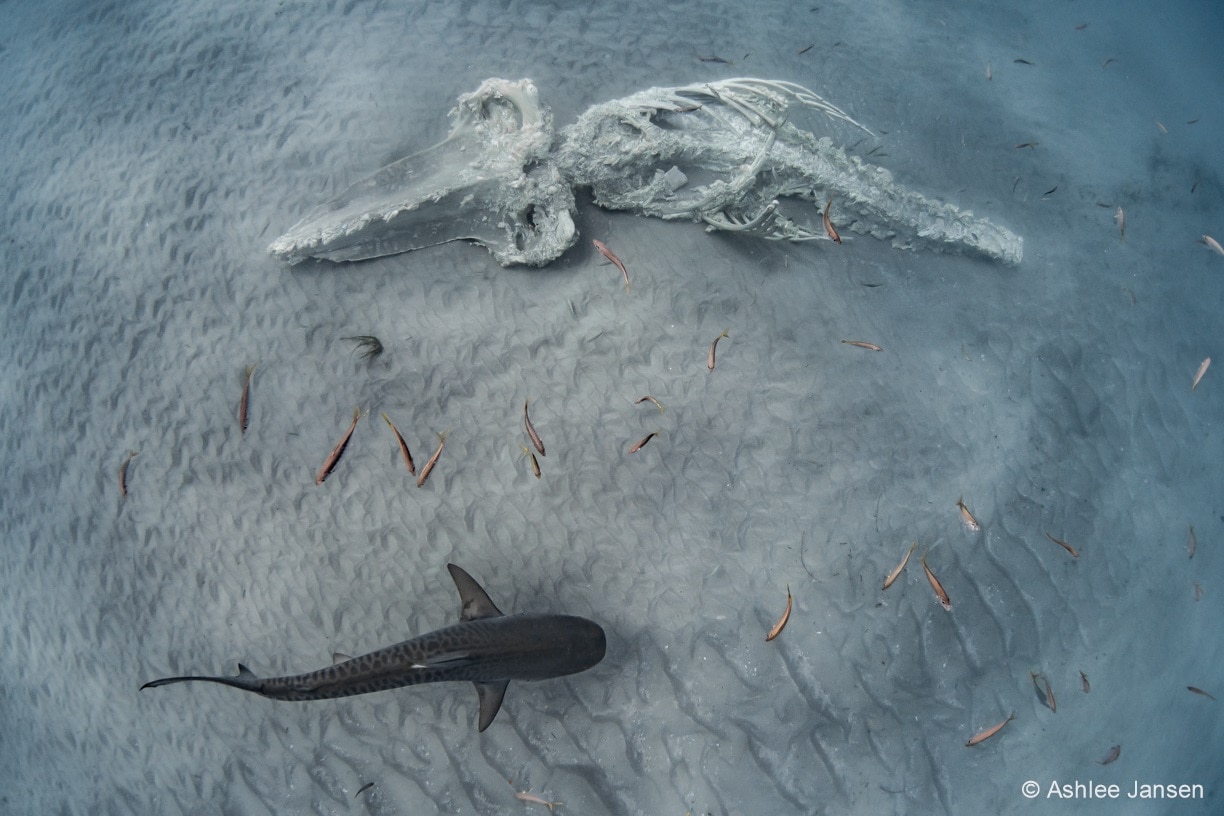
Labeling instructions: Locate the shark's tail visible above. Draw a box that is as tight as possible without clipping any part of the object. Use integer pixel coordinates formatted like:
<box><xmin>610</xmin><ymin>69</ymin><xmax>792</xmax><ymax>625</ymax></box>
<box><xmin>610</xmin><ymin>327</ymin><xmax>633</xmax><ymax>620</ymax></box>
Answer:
<box><xmin>140</xmin><ymin>663</ymin><xmax>263</xmax><ymax>693</ymax></box>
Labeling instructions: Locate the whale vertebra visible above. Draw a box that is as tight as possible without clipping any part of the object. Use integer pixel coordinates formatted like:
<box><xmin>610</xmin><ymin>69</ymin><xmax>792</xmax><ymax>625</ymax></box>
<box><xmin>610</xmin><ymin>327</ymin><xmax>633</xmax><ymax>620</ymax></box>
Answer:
<box><xmin>140</xmin><ymin>564</ymin><xmax>606</xmax><ymax>731</ymax></box>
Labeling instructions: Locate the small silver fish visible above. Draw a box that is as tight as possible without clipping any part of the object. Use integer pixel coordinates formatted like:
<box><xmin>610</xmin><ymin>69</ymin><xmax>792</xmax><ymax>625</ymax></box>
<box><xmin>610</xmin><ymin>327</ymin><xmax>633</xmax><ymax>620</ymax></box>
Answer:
<box><xmin>882</xmin><ymin>543</ymin><xmax>917</xmax><ymax>591</ymax></box>
<box><xmin>966</xmin><ymin>712</ymin><xmax>1015</xmax><ymax>746</ymax></box>
<box><xmin>416</xmin><ymin>431</ymin><xmax>448</xmax><ymax>488</ymax></box>
<box><xmin>238</xmin><ymin>364</ymin><xmax>255</xmax><ymax>433</ymax></box>
<box><xmin>921</xmin><ymin>554</ymin><xmax>952</xmax><ymax>611</ymax></box>
<box><xmin>708</xmin><ymin>329</ymin><xmax>729</xmax><ymax>372</ymax></box>
<box><xmin>629</xmin><ymin>430</ymin><xmax>660</xmax><ymax>453</ymax></box>
<box><xmin>1191</xmin><ymin>357</ymin><xmax>1210</xmax><ymax>391</ymax></box>
<box><xmin>315</xmin><ymin>407</ymin><xmax>360</xmax><ymax>485</ymax></box>
<box><xmin>957</xmin><ymin>495</ymin><xmax>981</xmax><ymax>532</ymax></box>
<box><xmin>593</xmin><ymin>239</ymin><xmax>630</xmax><ymax>292</ymax></box>
<box><xmin>765</xmin><ymin>585</ymin><xmax>792</xmax><ymax>642</ymax></box>
<box><xmin>381</xmin><ymin>412</ymin><xmax>416</xmax><ymax>476</ymax></box>
<box><xmin>524</xmin><ymin>399</ymin><xmax>546</xmax><ymax>456</ymax></box>
<box><xmin>118</xmin><ymin>450</ymin><xmax>139</xmax><ymax>498</ymax></box>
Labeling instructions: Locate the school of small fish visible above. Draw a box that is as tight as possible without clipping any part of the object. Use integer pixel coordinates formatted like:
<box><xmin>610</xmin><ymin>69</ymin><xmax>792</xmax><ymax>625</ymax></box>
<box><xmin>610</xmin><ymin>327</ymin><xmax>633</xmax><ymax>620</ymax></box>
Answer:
<box><xmin>962</xmin><ymin>38</ymin><xmax>1218</xmax><ymax>761</ymax></box>
<box><xmin>114</xmin><ymin>225</ymin><xmax>1210</xmax><ymax>780</ymax></box>
<box><xmin>111</xmin><ymin>217</ymin><xmax>1212</xmax><ymax>796</ymax></box>
<box><xmin>123</xmin><ymin>88</ymin><xmax>1218</xmax><ymax>797</ymax></box>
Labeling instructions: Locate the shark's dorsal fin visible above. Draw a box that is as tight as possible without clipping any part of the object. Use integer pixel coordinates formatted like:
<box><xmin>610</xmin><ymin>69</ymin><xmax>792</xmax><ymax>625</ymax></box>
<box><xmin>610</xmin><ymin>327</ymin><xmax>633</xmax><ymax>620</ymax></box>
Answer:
<box><xmin>473</xmin><ymin>680</ymin><xmax>509</xmax><ymax>732</ymax></box>
<box><xmin>447</xmin><ymin>564</ymin><xmax>504</xmax><ymax>621</ymax></box>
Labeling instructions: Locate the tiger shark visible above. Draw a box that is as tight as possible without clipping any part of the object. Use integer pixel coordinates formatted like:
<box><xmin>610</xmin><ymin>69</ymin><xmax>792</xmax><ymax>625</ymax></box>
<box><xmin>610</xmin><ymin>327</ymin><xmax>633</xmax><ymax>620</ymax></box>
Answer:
<box><xmin>140</xmin><ymin>563</ymin><xmax>606</xmax><ymax>731</ymax></box>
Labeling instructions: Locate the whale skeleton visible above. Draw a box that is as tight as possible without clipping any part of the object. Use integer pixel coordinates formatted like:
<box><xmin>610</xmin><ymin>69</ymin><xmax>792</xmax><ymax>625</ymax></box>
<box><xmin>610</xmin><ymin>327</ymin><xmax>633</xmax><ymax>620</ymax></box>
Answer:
<box><xmin>268</xmin><ymin>77</ymin><xmax>1021</xmax><ymax>268</ymax></box>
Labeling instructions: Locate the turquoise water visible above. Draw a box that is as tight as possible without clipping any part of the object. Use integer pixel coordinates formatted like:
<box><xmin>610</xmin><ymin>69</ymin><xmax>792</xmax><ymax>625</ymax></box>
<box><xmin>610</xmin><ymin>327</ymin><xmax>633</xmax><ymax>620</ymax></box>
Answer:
<box><xmin>0</xmin><ymin>0</ymin><xmax>1220</xmax><ymax>813</ymax></box>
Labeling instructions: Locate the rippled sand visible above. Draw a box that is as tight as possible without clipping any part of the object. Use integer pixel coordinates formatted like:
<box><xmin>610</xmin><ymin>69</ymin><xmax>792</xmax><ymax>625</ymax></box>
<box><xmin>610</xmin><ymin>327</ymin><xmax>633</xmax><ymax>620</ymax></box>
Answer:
<box><xmin>0</xmin><ymin>0</ymin><xmax>1221</xmax><ymax>813</ymax></box>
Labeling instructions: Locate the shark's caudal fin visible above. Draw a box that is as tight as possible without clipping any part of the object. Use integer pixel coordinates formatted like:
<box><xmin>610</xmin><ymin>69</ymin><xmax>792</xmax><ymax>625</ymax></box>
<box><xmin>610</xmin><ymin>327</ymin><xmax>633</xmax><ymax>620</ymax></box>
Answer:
<box><xmin>140</xmin><ymin>663</ymin><xmax>263</xmax><ymax>693</ymax></box>
<box><xmin>447</xmin><ymin>563</ymin><xmax>504</xmax><ymax>621</ymax></box>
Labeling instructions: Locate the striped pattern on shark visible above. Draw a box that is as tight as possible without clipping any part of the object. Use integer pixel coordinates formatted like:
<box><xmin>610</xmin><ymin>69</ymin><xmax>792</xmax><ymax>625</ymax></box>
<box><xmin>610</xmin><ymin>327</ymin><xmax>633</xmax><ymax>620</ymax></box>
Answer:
<box><xmin>141</xmin><ymin>564</ymin><xmax>606</xmax><ymax>731</ymax></box>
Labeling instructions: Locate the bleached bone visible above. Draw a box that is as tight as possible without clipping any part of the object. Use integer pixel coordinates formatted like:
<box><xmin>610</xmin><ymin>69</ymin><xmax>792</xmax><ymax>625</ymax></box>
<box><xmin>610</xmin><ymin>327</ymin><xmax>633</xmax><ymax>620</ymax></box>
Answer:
<box><xmin>269</xmin><ymin>78</ymin><xmax>1021</xmax><ymax>267</ymax></box>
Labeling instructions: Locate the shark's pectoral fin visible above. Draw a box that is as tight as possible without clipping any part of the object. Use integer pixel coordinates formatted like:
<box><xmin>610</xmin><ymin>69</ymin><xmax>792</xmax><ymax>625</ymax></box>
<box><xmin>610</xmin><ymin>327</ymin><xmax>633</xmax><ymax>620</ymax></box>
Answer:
<box><xmin>447</xmin><ymin>564</ymin><xmax>505</xmax><ymax>621</ymax></box>
<box><xmin>474</xmin><ymin>680</ymin><xmax>509</xmax><ymax>732</ymax></box>
<box><xmin>332</xmin><ymin>652</ymin><xmax>352</xmax><ymax>665</ymax></box>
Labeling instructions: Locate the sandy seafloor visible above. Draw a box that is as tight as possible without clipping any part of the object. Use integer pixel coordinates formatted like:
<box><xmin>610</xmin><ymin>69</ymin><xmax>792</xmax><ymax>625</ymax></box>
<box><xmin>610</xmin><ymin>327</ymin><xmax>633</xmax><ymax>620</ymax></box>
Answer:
<box><xmin>0</xmin><ymin>0</ymin><xmax>1222</xmax><ymax>813</ymax></box>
